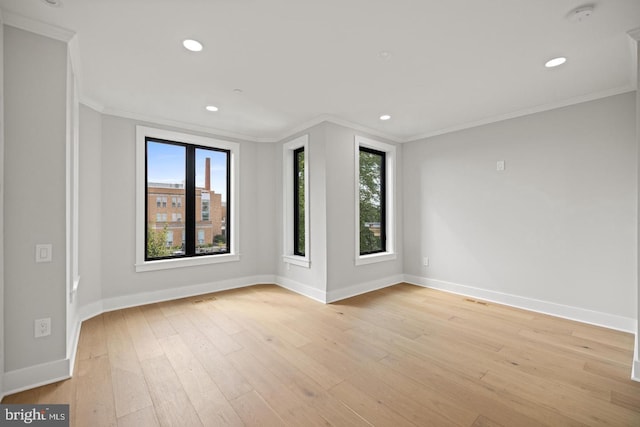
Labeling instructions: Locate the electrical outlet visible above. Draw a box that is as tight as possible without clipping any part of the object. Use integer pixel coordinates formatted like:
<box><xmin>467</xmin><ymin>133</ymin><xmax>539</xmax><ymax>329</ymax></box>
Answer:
<box><xmin>423</xmin><ymin>257</ymin><xmax>429</xmax><ymax>267</ymax></box>
<box><xmin>34</xmin><ymin>318</ymin><xmax>51</xmax><ymax>338</ymax></box>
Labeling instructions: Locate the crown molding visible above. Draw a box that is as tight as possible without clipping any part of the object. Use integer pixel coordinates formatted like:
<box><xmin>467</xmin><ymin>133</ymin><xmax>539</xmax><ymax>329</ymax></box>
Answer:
<box><xmin>92</xmin><ymin>84</ymin><xmax>635</xmax><ymax>146</ymax></box>
<box><xmin>406</xmin><ymin>85</ymin><xmax>636</xmax><ymax>142</ymax></box>
<box><xmin>92</xmin><ymin>107</ymin><xmax>405</xmax><ymax>144</ymax></box>
<box><xmin>3</xmin><ymin>11</ymin><xmax>75</xmax><ymax>42</ymax></box>
<box><xmin>79</xmin><ymin>97</ymin><xmax>105</xmax><ymax>114</ymax></box>
<box><xmin>101</xmin><ymin>106</ymin><xmax>276</xmax><ymax>143</ymax></box>
<box><xmin>276</xmin><ymin>114</ymin><xmax>403</xmax><ymax>144</ymax></box>
<box><xmin>628</xmin><ymin>27</ymin><xmax>640</xmax><ymax>41</ymax></box>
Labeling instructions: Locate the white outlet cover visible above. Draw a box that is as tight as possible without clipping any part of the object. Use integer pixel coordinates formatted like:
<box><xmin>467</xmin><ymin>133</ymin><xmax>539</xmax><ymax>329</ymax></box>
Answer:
<box><xmin>34</xmin><ymin>318</ymin><xmax>51</xmax><ymax>338</ymax></box>
<box><xmin>35</xmin><ymin>244</ymin><xmax>52</xmax><ymax>263</ymax></box>
<box><xmin>496</xmin><ymin>160</ymin><xmax>505</xmax><ymax>172</ymax></box>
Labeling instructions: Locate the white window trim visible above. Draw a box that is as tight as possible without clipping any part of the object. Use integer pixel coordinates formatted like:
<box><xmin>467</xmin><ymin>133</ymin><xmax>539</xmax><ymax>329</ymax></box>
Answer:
<box><xmin>66</xmin><ymin>43</ymin><xmax>80</xmax><ymax>301</ymax></box>
<box><xmin>282</xmin><ymin>134</ymin><xmax>310</xmax><ymax>268</ymax></box>
<box><xmin>135</xmin><ymin>126</ymin><xmax>240</xmax><ymax>272</ymax></box>
<box><xmin>354</xmin><ymin>135</ymin><xmax>397</xmax><ymax>266</ymax></box>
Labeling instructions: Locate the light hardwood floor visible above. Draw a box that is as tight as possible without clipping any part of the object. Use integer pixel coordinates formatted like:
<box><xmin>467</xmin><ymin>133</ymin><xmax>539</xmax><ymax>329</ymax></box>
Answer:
<box><xmin>3</xmin><ymin>283</ymin><xmax>640</xmax><ymax>426</ymax></box>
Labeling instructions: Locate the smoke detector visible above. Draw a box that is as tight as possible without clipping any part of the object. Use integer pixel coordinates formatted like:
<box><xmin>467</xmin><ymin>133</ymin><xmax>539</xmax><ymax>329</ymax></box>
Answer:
<box><xmin>567</xmin><ymin>5</ymin><xmax>594</xmax><ymax>22</ymax></box>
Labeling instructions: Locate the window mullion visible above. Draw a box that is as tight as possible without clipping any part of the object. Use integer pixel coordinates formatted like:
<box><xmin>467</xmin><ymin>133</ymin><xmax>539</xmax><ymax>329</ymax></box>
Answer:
<box><xmin>185</xmin><ymin>146</ymin><xmax>196</xmax><ymax>255</ymax></box>
<box><xmin>380</xmin><ymin>151</ymin><xmax>387</xmax><ymax>251</ymax></box>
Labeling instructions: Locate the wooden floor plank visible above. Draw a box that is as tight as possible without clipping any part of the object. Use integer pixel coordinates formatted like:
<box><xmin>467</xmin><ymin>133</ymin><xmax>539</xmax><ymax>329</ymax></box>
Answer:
<box><xmin>229</xmin><ymin>391</ymin><xmax>285</xmax><ymax>427</ymax></box>
<box><xmin>166</xmin><ymin>313</ymin><xmax>253</xmax><ymax>401</ymax></box>
<box><xmin>122</xmin><ymin>307</ymin><xmax>164</xmax><ymax>362</ymax></box>
<box><xmin>140</xmin><ymin>355</ymin><xmax>203</xmax><ymax>426</ymax></box>
<box><xmin>103</xmin><ymin>310</ymin><xmax>154</xmax><ymax>418</ymax></box>
<box><xmin>227</xmin><ymin>348</ymin><xmax>330</xmax><ymax>426</ymax></box>
<box><xmin>158</xmin><ymin>334</ymin><xmax>244</xmax><ymax>426</ymax></box>
<box><xmin>139</xmin><ymin>304</ymin><xmax>177</xmax><ymax>339</ymax></box>
<box><xmin>75</xmin><ymin>354</ymin><xmax>117</xmax><ymax>427</ymax></box>
<box><xmin>328</xmin><ymin>379</ymin><xmax>418</xmax><ymax>427</ymax></box>
<box><xmin>117</xmin><ymin>406</ymin><xmax>159</xmax><ymax>427</ymax></box>
<box><xmin>76</xmin><ymin>314</ymin><xmax>108</xmax><ymax>361</ymax></box>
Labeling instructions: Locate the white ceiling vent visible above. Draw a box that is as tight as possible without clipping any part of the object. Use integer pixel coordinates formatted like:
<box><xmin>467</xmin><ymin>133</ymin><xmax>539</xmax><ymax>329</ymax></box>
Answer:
<box><xmin>567</xmin><ymin>5</ymin><xmax>595</xmax><ymax>23</ymax></box>
<box><xmin>41</xmin><ymin>0</ymin><xmax>62</xmax><ymax>7</ymax></box>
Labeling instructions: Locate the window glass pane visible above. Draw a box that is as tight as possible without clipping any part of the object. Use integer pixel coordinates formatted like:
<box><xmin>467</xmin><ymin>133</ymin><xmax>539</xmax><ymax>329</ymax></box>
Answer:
<box><xmin>146</xmin><ymin>141</ymin><xmax>186</xmax><ymax>259</ymax></box>
<box><xmin>195</xmin><ymin>148</ymin><xmax>228</xmax><ymax>254</ymax></box>
<box><xmin>293</xmin><ymin>148</ymin><xmax>305</xmax><ymax>256</ymax></box>
<box><xmin>359</xmin><ymin>148</ymin><xmax>385</xmax><ymax>254</ymax></box>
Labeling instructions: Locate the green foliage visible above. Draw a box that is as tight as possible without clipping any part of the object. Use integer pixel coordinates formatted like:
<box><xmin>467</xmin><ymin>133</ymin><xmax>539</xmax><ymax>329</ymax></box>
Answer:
<box><xmin>214</xmin><ymin>234</ymin><xmax>227</xmax><ymax>245</ymax></box>
<box><xmin>359</xmin><ymin>150</ymin><xmax>383</xmax><ymax>253</ymax></box>
<box><xmin>147</xmin><ymin>223</ymin><xmax>170</xmax><ymax>258</ymax></box>
<box><xmin>296</xmin><ymin>149</ymin><xmax>305</xmax><ymax>255</ymax></box>
<box><xmin>359</xmin><ymin>223</ymin><xmax>379</xmax><ymax>253</ymax></box>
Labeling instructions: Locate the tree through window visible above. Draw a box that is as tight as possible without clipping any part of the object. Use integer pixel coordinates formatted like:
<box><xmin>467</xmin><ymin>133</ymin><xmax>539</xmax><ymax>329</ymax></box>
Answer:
<box><xmin>359</xmin><ymin>146</ymin><xmax>386</xmax><ymax>255</ymax></box>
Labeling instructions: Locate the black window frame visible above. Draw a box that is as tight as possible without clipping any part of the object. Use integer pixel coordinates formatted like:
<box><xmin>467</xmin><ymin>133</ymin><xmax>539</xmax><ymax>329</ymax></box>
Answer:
<box><xmin>145</xmin><ymin>137</ymin><xmax>231</xmax><ymax>261</ymax></box>
<box><xmin>293</xmin><ymin>146</ymin><xmax>305</xmax><ymax>256</ymax></box>
<box><xmin>358</xmin><ymin>146</ymin><xmax>386</xmax><ymax>256</ymax></box>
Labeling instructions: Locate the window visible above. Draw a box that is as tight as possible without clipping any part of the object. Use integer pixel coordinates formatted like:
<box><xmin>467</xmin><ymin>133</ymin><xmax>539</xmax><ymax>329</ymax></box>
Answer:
<box><xmin>359</xmin><ymin>147</ymin><xmax>385</xmax><ymax>255</ymax></box>
<box><xmin>201</xmin><ymin>195</ymin><xmax>210</xmax><ymax>221</ymax></box>
<box><xmin>293</xmin><ymin>146</ymin><xmax>305</xmax><ymax>256</ymax></box>
<box><xmin>282</xmin><ymin>134</ymin><xmax>310</xmax><ymax>268</ymax></box>
<box><xmin>136</xmin><ymin>126</ymin><xmax>240</xmax><ymax>272</ymax></box>
<box><xmin>355</xmin><ymin>135</ymin><xmax>396</xmax><ymax>265</ymax></box>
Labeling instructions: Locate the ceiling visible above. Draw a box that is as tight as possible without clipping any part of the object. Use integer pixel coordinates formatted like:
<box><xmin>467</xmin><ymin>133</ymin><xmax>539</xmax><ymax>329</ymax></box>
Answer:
<box><xmin>1</xmin><ymin>0</ymin><xmax>639</xmax><ymax>142</ymax></box>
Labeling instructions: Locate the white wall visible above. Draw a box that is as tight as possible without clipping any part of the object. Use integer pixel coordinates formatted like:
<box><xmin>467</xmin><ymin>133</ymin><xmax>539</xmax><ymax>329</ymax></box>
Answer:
<box><xmin>324</xmin><ymin>123</ymin><xmax>404</xmax><ymax>300</ymax></box>
<box><xmin>276</xmin><ymin>123</ymin><xmax>404</xmax><ymax>302</ymax></box>
<box><xmin>76</xmin><ymin>104</ymin><xmax>103</xmax><ymax>308</ymax></box>
<box><xmin>404</xmin><ymin>92</ymin><xmax>637</xmax><ymax>328</ymax></box>
<box><xmin>277</xmin><ymin>123</ymin><xmax>329</xmax><ymax>299</ymax></box>
<box><xmin>4</xmin><ymin>26</ymin><xmax>68</xmax><ymax>371</ymax></box>
<box><xmin>98</xmin><ymin>114</ymin><xmax>277</xmax><ymax>307</ymax></box>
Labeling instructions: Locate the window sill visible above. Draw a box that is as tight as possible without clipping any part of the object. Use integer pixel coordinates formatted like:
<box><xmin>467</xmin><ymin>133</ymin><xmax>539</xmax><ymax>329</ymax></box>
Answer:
<box><xmin>355</xmin><ymin>252</ymin><xmax>396</xmax><ymax>266</ymax></box>
<box><xmin>136</xmin><ymin>253</ymin><xmax>240</xmax><ymax>272</ymax></box>
<box><xmin>283</xmin><ymin>255</ymin><xmax>310</xmax><ymax>268</ymax></box>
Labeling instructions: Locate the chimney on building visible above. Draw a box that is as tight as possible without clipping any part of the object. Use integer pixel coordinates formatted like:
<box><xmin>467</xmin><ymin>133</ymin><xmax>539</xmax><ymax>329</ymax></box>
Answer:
<box><xmin>205</xmin><ymin>157</ymin><xmax>211</xmax><ymax>191</ymax></box>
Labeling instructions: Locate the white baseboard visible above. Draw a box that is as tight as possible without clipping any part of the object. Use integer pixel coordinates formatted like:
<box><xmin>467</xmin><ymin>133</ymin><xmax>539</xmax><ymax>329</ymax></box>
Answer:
<box><xmin>101</xmin><ymin>275</ymin><xmax>275</xmax><ymax>313</ymax></box>
<box><xmin>4</xmin><ymin>358</ymin><xmax>71</xmax><ymax>396</ymax></box>
<box><xmin>276</xmin><ymin>276</ymin><xmax>327</xmax><ymax>303</ymax></box>
<box><xmin>66</xmin><ymin>313</ymin><xmax>82</xmax><ymax>381</ymax></box>
<box><xmin>326</xmin><ymin>274</ymin><xmax>404</xmax><ymax>303</ymax></box>
<box><xmin>405</xmin><ymin>275</ymin><xmax>636</xmax><ymax>333</ymax></box>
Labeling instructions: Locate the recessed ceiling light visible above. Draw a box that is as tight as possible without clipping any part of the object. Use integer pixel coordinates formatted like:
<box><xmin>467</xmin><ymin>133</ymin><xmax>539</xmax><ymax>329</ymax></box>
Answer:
<box><xmin>379</xmin><ymin>114</ymin><xmax>391</xmax><ymax>121</ymax></box>
<box><xmin>545</xmin><ymin>57</ymin><xmax>567</xmax><ymax>68</ymax></box>
<box><xmin>378</xmin><ymin>51</ymin><xmax>392</xmax><ymax>61</ymax></box>
<box><xmin>182</xmin><ymin>39</ymin><xmax>203</xmax><ymax>52</ymax></box>
<box><xmin>205</xmin><ymin>105</ymin><xmax>219</xmax><ymax>112</ymax></box>
<box><xmin>41</xmin><ymin>0</ymin><xmax>62</xmax><ymax>6</ymax></box>
<box><xmin>233</xmin><ymin>89</ymin><xmax>243</xmax><ymax>94</ymax></box>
